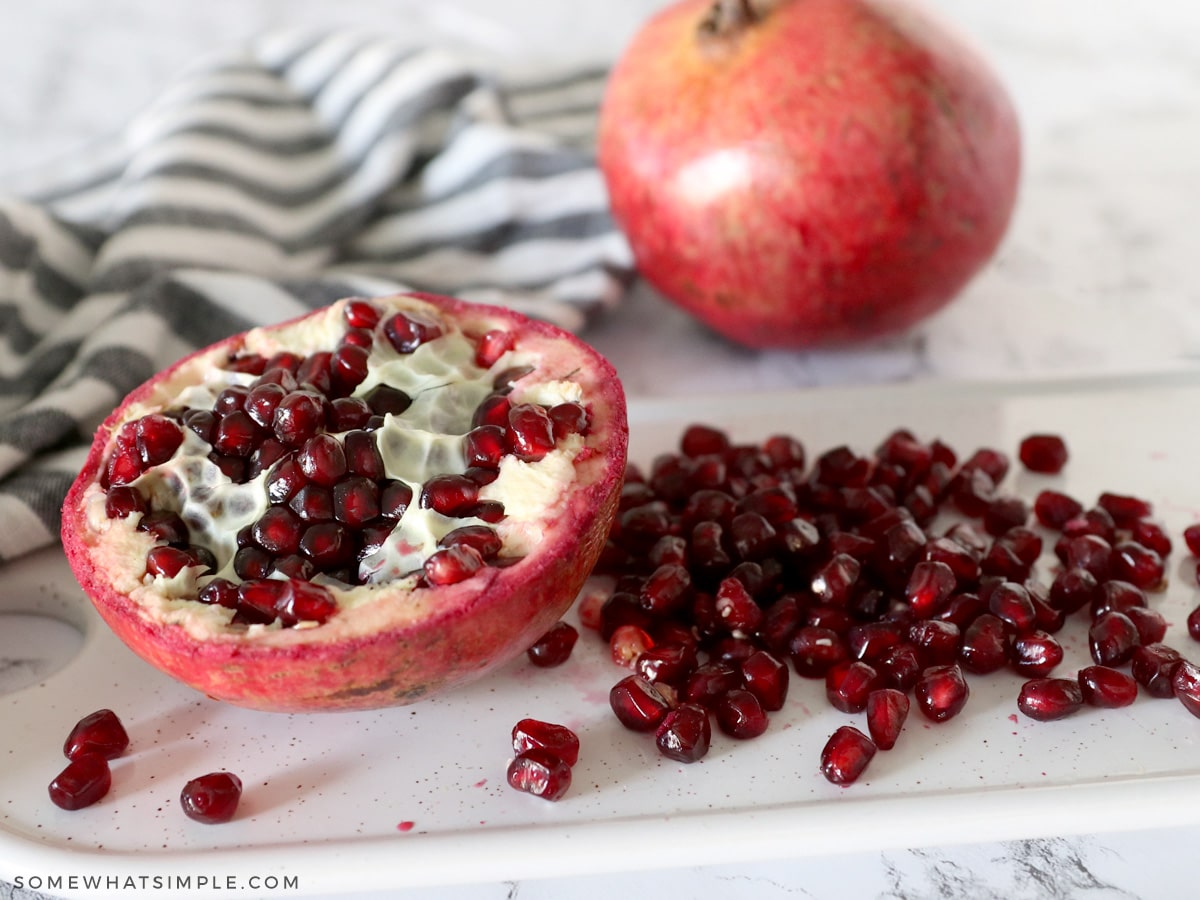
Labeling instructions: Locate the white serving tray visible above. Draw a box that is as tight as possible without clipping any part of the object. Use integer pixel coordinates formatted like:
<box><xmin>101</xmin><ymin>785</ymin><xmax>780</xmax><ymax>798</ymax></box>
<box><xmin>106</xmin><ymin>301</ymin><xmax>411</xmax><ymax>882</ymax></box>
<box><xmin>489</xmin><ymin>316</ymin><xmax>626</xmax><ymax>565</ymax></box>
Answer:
<box><xmin>4</xmin><ymin>374</ymin><xmax>1200</xmax><ymax>898</ymax></box>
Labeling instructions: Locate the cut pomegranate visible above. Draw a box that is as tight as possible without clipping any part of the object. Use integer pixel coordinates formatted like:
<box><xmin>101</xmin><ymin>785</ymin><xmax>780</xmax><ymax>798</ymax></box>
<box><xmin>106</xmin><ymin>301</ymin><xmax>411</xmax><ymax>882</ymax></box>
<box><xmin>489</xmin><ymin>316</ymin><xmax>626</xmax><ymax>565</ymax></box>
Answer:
<box><xmin>656</xmin><ymin>703</ymin><xmax>712</xmax><ymax>763</ymax></box>
<box><xmin>865</xmin><ymin>688</ymin><xmax>910</xmax><ymax>751</ymax></box>
<box><xmin>62</xmin><ymin>293</ymin><xmax>628</xmax><ymax>711</ymax></box>
<box><xmin>63</xmin><ymin>709</ymin><xmax>130</xmax><ymax>761</ymax></box>
<box><xmin>820</xmin><ymin>726</ymin><xmax>877</xmax><ymax>786</ymax></box>
<box><xmin>180</xmin><ymin>771</ymin><xmax>243</xmax><ymax>824</ymax></box>
<box><xmin>512</xmin><ymin>719</ymin><xmax>580</xmax><ymax>767</ymax></box>
<box><xmin>526</xmin><ymin>621</ymin><xmax>579</xmax><ymax>668</ymax></box>
<box><xmin>1017</xmin><ymin>678</ymin><xmax>1083</xmax><ymax>721</ymax></box>
<box><xmin>507</xmin><ymin>749</ymin><xmax>572</xmax><ymax>801</ymax></box>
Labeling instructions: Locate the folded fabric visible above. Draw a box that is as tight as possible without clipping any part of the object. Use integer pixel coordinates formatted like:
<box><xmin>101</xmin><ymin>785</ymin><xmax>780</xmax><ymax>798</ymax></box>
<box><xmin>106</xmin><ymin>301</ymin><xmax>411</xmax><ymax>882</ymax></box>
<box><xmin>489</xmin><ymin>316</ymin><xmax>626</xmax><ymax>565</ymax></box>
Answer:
<box><xmin>0</xmin><ymin>29</ymin><xmax>633</xmax><ymax>564</ymax></box>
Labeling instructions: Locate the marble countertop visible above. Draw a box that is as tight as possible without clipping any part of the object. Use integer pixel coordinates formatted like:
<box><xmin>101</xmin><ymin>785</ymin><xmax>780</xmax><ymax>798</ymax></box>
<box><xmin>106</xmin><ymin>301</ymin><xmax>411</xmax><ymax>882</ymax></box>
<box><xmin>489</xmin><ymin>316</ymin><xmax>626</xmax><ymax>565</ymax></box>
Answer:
<box><xmin>3</xmin><ymin>1</ymin><xmax>1200</xmax><ymax>899</ymax></box>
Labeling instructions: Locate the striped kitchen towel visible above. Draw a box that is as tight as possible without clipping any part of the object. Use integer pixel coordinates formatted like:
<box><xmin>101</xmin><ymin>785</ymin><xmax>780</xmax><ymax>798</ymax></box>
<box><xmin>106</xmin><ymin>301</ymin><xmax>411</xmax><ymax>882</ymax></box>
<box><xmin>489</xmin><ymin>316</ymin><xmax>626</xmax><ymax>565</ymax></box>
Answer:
<box><xmin>0</xmin><ymin>29</ymin><xmax>633</xmax><ymax>563</ymax></box>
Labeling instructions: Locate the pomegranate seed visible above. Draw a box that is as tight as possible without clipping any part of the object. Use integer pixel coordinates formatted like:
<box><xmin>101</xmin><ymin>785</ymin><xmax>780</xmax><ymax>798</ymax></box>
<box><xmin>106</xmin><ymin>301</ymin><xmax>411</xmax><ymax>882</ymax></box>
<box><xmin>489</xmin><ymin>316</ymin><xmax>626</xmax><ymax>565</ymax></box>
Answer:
<box><xmin>273</xmin><ymin>391</ymin><xmax>326</xmax><ymax>446</ymax></box>
<box><xmin>183</xmin><ymin>409</ymin><xmax>217</xmax><ymax>444</ymax></box>
<box><xmin>525</xmin><ymin>621</ymin><xmax>579</xmax><ymax>668</ymax></box>
<box><xmin>825</xmin><ymin>660</ymin><xmax>881</xmax><ymax>713</ymax></box>
<box><xmin>983</xmin><ymin>496</ymin><xmax>1029</xmax><ymax>536</ymax></box>
<box><xmin>252</xmin><ymin>505</ymin><xmax>304</xmax><ymax>556</ymax></box>
<box><xmin>907</xmin><ymin>619</ymin><xmax>962</xmax><ymax>667</ymax></box>
<box><xmin>847</xmin><ymin>621</ymin><xmax>905</xmax><ymax>664</ymax></box>
<box><xmin>234</xmin><ymin>547</ymin><xmax>273</xmax><ymax>580</ymax></box>
<box><xmin>48</xmin><ymin>754</ymin><xmax>111</xmax><ymax>810</ymax></box>
<box><xmin>1130</xmin><ymin>643</ymin><xmax>1183</xmax><ymax>698</ymax></box>
<box><xmin>820</xmin><ymin>726</ymin><xmax>877</xmax><ymax>786</ymax></box>
<box><xmin>610</xmin><ymin>675</ymin><xmax>671</xmax><ymax>732</ymax></box>
<box><xmin>952</xmin><ymin>468</ymin><xmax>995</xmax><ymax>518</ymax></box>
<box><xmin>383</xmin><ymin>310</ymin><xmax>443</xmax><ymax>353</ymax></box>
<box><xmin>264</xmin><ymin>351</ymin><xmax>303</xmax><ymax>373</ymax></box>
<box><xmin>212</xmin><ymin>410</ymin><xmax>261</xmax><ymax>458</ymax></box>
<box><xmin>180</xmin><ymin>772</ymin><xmax>242</xmax><ymax>823</ymax></box>
<box><xmin>343</xmin><ymin>299</ymin><xmax>380</xmax><ymax>329</ymax></box>
<box><xmin>63</xmin><ymin>709</ymin><xmax>129</xmax><ymax>761</ymax></box>
<box><xmin>683</xmin><ymin>661</ymin><xmax>743</xmax><ymax>707</ymax></box>
<box><xmin>225</xmin><ymin>351</ymin><xmax>267</xmax><ymax>374</ymax></box>
<box><xmin>1184</xmin><ymin>524</ymin><xmax>1200</xmax><ymax>557</ymax></box>
<box><xmin>420</xmin><ymin>474</ymin><xmax>479</xmax><ymax>517</ymax></box>
<box><xmin>290</xmin><ymin>483</ymin><xmax>333</xmax><ymax>522</ymax></box>
<box><xmin>138</xmin><ymin>510</ymin><xmax>189</xmax><ymax>545</ymax></box>
<box><xmin>1033</xmin><ymin>490</ymin><xmax>1084</xmax><ymax>530</ymax></box>
<box><xmin>1172</xmin><ymin>661</ymin><xmax>1200</xmax><ymax>719</ymax></box>
<box><xmin>1096</xmin><ymin>491</ymin><xmax>1152</xmax><ymax>526</ymax></box>
<box><xmin>656</xmin><ymin>703</ymin><xmax>712</xmax><ymax>763</ymax></box>
<box><xmin>1062</xmin><ymin>534</ymin><xmax>1113</xmax><ymax>580</ymax></box>
<box><xmin>1077</xmin><ymin>665</ymin><xmax>1138</xmax><ymax>708</ymax></box>
<box><xmin>134</xmin><ymin>414</ymin><xmax>184</xmax><ymax>467</ymax></box>
<box><xmin>1109</xmin><ymin>541</ymin><xmax>1165</xmax><ymax>590</ymax></box>
<box><xmin>512</xmin><ymin>719</ymin><xmax>579</xmax><ymax>767</ymax></box>
<box><xmin>145</xmin><ymin>546</ymin><xmax>200</xmax><ymax>579</ymax></box>
<box><xmin>333</xmin><ymin>476</ymin><xmax>380</xmax><ymax>527</ymax></box>
<box><xmin>810</xmin><ymin>553</ymin><xmax>860</xmax><ymax>606</ymax></box>
<box><xmin>1088</xmin><ymin>611</ymin><xmax>1140</xmax><ymax>666</ymax></box>
<box><xmin>737</xmin><ymin>650</ymin><xmax>788</xmax><ymax>711</ymax></box>
<box><xmin>103</xmin><ymin>485</ymin><xmax>147</xmax><ymax>519</ymax></box>
<box><xmin>914</xmin><ymin>664</ymin><xmax>970</xmax><ymax>722</ymax></box>
<box><xmin>1048</xmin><ymin>567</ymin><xmax>1098</xmax><ymax>614</ymax></box>
<box><xmin>1125</xmin><ymin>606</ymin><xmax>1167</xmax><ymax>645</ymax></box>
<box><xmin>714</xmin><ymin>688</ymin><xmax>769</xmax><ymax>739</ymax></box>
<box><xmin>866</xmin><ymin>688</ymin><xmax>910</xmax><ymax>750</ymax></box>
<box><xmin>424</xmin><ymin>545</ymin><xmax>484</xmax><ymax>585</ymax></box>
<box><xmin>507</xmin><ymin>404</ymin><xmax>557</xmax><ymax>463</ymax></box>
<box><xmin>905</xmin><ymin>561</ymin><xmax>956</xmax><ymax>617</ymax></box>
<box><xmin>1018</xmin><ymin>434</ymin><xmax>1068</xmax><ymax>474</ymax></box>
<box><xmin>987</xmin><ymin>582</ymin><xmax>1036</xmax><ymax>634</ymax></box>
<box><xmin>1017</xmin><ymin>678</ymin><xmax>1083</xmax><ymax>721</ymax></box>
<box><xmin>878</xmin><ymin>643</ymin><xmax>923</xmax><ymax>691</ymax></box>
<box><xmin>789</xmin><ymin>626</ymin><xmax>849</xmax><ymax>677</ymax></box>
<box><xmin>636</xmin><ymin>642</ymin><xmax>700</xmax><ymax>687</ymax></box>
<box><xmin>713</xmin><ymin>576</ymin><xmax>763</xmax><ymax>634</ymax></box>
<box><xmin>610</xmin><ymin>624</ymin><xmax>654</xmax><ymax>668</ymax></box>
<box><xmin>679</xmin><ymin>424</ymin><xmax>730</xmax><ymax>457</ymax></box>
<box><xmin>300</xmin><ymin>522</ymin><xmax>355</xmax><ymax>568</ymax></box>
<box><xmin>638</xmin><ymin>564</ymin><xmax>692</xmax><ymax>617</ymax></box>
<box><xmin>1188</xmin><ymin>605</ymin><xmax>1200</xmax><ymax>642</ymax></box>
<box><xmin>1008</xmin><ymin>631</ymin><xmax>1063</xmax><ymax>678</ymax></box>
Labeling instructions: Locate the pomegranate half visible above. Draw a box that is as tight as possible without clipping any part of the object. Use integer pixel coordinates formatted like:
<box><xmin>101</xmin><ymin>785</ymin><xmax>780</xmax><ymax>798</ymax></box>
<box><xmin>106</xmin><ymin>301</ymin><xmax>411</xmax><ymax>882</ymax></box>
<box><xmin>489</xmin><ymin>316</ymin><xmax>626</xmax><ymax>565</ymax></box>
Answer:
<box><xmin>62</xmin><ymin>293</ymin><xmax>627</xmax><ymax>712</ymax></box>
<box><xmin>598</xmin><ymin>0</ymin><xmax>1021</xmax><ymax>348</ymax></box>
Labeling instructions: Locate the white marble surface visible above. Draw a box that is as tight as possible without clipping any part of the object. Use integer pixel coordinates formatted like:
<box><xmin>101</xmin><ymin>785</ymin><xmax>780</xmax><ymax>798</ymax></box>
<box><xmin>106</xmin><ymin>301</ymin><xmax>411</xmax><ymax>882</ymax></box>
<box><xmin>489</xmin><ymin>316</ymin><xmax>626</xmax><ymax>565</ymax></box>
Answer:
<box><xmin>3</xmin><ymin>1</ymin><xmax>1200</xmax><ymax>899</ymax></box>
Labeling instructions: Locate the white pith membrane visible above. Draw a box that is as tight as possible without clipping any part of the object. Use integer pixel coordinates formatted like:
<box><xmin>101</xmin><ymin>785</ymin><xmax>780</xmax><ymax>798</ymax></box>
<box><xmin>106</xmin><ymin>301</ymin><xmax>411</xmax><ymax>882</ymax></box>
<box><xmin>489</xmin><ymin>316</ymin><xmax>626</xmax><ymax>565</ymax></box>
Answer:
<box><xmin>80</xmin><ymin>297</ymin><xmax>588</xmax><ymax>636</ymax></box>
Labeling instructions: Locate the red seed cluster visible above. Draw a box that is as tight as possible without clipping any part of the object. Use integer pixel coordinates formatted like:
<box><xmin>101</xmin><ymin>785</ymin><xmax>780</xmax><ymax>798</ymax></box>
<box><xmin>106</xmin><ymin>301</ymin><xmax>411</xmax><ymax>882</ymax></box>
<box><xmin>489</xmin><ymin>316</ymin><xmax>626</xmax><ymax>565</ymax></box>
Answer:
<box><xmin>580</xmin><ymin>424</ymin><xmax>1199</xmax><ymax>785</ymax></box>
<box><xmin>98</xmin><ymin>300</ymin><xmax>592</xmax><ymax>629</ymax></box>
<box><xmin>506</xmin><ymin>718</ymin><xmax>580</xmax><ymax>801</ymax></box>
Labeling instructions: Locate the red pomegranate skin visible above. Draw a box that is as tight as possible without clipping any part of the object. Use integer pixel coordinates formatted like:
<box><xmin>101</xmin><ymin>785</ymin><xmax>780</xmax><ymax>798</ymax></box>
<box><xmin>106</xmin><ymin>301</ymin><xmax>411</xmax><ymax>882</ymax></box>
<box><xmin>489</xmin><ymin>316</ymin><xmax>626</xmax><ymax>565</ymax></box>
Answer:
<box><xmin>61</xmin><ymin>293</ymin><xmax>628</xmax><ymax>713</ymax></box>
<box><xmin>598</xmin><ymin>0</ymin><xmax>1021</xmax><ymax>348</ymax></box>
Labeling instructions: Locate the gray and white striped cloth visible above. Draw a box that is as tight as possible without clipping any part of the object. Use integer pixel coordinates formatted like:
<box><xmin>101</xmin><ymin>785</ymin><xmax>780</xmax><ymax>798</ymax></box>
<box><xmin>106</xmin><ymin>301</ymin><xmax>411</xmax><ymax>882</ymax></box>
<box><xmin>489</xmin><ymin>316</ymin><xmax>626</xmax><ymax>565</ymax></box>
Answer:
<box><xmin>0</xmin><ymin>29</ymin><xmax>633</xmax><ymax>564</ymax></box>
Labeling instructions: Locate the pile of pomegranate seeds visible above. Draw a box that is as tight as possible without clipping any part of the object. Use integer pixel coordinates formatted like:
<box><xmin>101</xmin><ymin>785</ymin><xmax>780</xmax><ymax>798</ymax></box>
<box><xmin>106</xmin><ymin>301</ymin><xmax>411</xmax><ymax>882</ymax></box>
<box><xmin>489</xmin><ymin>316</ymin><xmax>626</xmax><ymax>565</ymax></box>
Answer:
<box><xmin>577</xmin><ymin>423</ymin><xmax>1200</xmax><ymax>786</ymax></box>
<box><xmin>507</xmin><ymin>718</ymin><xmax>580</xmax><ymax>801</ymax></box>
<box><xmin>98</xmin><ymin>299</ymin><xmax>591</xmax><ymax>629</ymax></box>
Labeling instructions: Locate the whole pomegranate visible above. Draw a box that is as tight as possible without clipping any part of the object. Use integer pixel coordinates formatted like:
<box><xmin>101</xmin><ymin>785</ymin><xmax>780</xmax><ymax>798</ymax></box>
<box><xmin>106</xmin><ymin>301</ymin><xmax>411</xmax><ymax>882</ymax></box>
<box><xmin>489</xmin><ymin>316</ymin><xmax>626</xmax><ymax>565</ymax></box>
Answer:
<box><xmin>61</xmin><ymin>293</ymin><xmax>627</xmax><ymax>712</ymax></box>
<box><xmin>598</xmin><ymin>0</ymin><xmax>1020</xmax><ymax>348</ymax></box>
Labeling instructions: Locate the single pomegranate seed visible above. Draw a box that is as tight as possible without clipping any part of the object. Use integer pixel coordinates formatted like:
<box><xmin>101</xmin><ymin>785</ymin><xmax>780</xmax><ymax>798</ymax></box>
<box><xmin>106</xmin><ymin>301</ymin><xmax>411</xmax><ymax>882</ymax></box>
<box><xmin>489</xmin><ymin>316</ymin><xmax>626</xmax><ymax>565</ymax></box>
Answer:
<box><xmin>820</xmin><ymin>726</ymin><xmax>877</xmax><ymax>786</ymax></box>
<box><xmin>512</xmin><ymin>719</ymin><xmax>580</xmax><ymax>767</ymax></box>
<box><xmin>610</xmin><ymin>675</ymin><xmax>671</xmax><ymax>732</ymax></box>
<box><xmin>878</xmin><ymin>643</ymin><xmax>924</xmax><ymax>691</ymax></box>
<box><xmin>464</xmin><ymin>425</ymin><xmax>506</xmax><ymax>470</ymax></box>
<box><xmin>506</xmin><ymin>404</ymin><xmax>557</xmax><ymax>462</ymax></box>
<box><xmin>714</xmin><ymin>688</ymin><xmax>769</xmax><ymax>739</ymax></box>
<box><xmin>104</xmin><ymin>484</ymin><xmax>148</xmax><ymax>519</ymax></box>
<box><xmin>1109</xmin><ymin>541</ymin><xmax>1165</xmax><ymax>590</ymax></box>
<box><xmin>713</xmin><ymin>576</ymin><xmax>763</xmax><ymax>634</ymax></box>
<box><xmin>473</xmin><ymin>328</ymin><xmax>515</xmax><ymax>368</ymax></box>
<box><xmin>379</xmin><ymin>480</ymin><xmax>413</xmax><ymax>519</ymax></box>
<box><xmin>383</xmin><ymin>310</ymin><xmax>444</xmax><ymax>353</ymax></box>
<box><xmin>343</xmin><ymin>299</ymin><xmax>380</xmax><ymax>329</ymax></box>
<box><xmin>548</xmin><ymin>402</ymin><xmax>589</xmax><ymax>440</ymax></box>
<box><xmin>525</xmin><ymin>621</ymin><xmax>579</xmax><ymax>667</ymax></box>
<box><xmin>63</xmin><ymin>709</ymin><xmax>129</xmax><ymax>761</ymax></box>
<box><xmin>914</xmin><ymin>664</ymin><xmax>970</xmax><ymax>722</ymax></box>
<box><xmin>1018</xmin><ymin>678</ymin><xmax>1083</xmax><ymax>721</ymax></box>
<box><xmin>1088</xmin><ymin>610</ymin><xmax>1140</xmax><ymax>666</ymax></box>
<box><xmin>48</xmin><ymin>754</ymin><xmax>111</xmax><ymax>810</ymax></box>
<box><xmin>330</xmin><ymin>343</ymin><xmax>370</xmax><ymax>393</ymax></box>
<box><xmin>1184</xmin><ymin>524</ymin><xmax>1200</xmax><ymax>557</ymax></box>
<box><xmin>273</xmin><ymin>391</ymin><xmax>326</xmax><ymax>446</ymax></box>
<box><xmin>212</xmin><ymin>410</ymin><xmax>262</xmax><ymax>458</ymax></box>
<box><xmin>342</xmin><ymin>429</ymin><xmax>385</xmax><ymax>479</ymax></box>
<box><xmin>225</xmin><ymin>351</ymin><xmax>267</xmax><ymax>374</ymax></box>
<box><xmin>1096</xmin><ymin>491</ymin><xmax>1152</xmax><ymax>526</ymax></box>
<box><xmin>138</xmin><ymin>510</ymin><xmax>189</xmax><ymax>545</ymax></box>
<box><xmin>1033</xmin><ymin>490</ymin><xmax>1084</xmax><ymax>530</ymax></box>
<box><xmin>789</xmin><ymin>626</ymin><xmax>849</xmax><ymax>677</ymax></box>
<box><xmin>1130</xmin><ymin>643</ymin><xmax>1183</xmax><ymax>698</ymax></box>
<box><xmin>1048</xmin><ymin>567</ymin><xmax>1098</xmax><ymax>614</ymax></box>
<box><xmin>1125</xmin><ymin>606</ymin><xmax>1168</xmax><ymax>645</ymax></box>
<box><xmin>907</xmin><ymin>619</ymin><xmax>962</xmax><ymax>667</ymax></box>
<box><xmin>363</xmin><ymin>384</ymin><xmax>413</xmax><ymax>417</ymax></box>
<box><xmin>1172</xmin><ymin>661</ymin><xmax>1200</xmax><ymax>719</ymax></box>
<box><xmin>244</xmin><ymin>383</ymin><xmax>287</xmax><ymax>429</ymax></box>
<box><xmin>987</xmin><ymin>582</ymin><xmax>1036</xmax><ymax>634</ymax></box>
<box><xmin>1062</xmin><ymin>534</ymin><xmax>1113</xmax><ymax>580</ymax></box>
<box><xmin>866</xmin><ymin>688</ymin><xmax>910</xmax><ymax>751</ymax></box>
<box><xmin>738</xmin><ymin>650</ymin><xmax>788</xmax><ymax>711</ymax></box>
<box><xmin>683</xmin><ymin>661</ymin><xmax>743</xmax><ymax>707</ymax></box>
<box><xmin>329</xmin><ymin>396</ymin><xmax>372</xmax><ymax>432</ymax></box>
<box><xmin>680</xmin><ymin>424</ymin><xmax>730</xmax><ymax>458</ymax></box>
<box><xmin>264</xmin><ymin>351</ymin><xmax>303</xmax><ymax>373</ymax></box>
<box><xmin>825</xmin><ymin>660</ymin><xmax>881</xmax><ymax>713</ymax></box>
<box><xmin>951</xmin><ymin>468</ymin><xmax>995</xmax><ymax>518</ymax></box>
<box><xmin>134</xmin><ymin>413</ymin><xmax>184</xmax><ymax>466</ymax></box>
<box><xmin>905</xmin><ymin>561</ymin><xmax>957</xmax><ymax>618</ymax></box>
<box><xmin>656</xmin><ymin>703</ymin><xmax>712</xmax><ymax>763</ymax></box>
<box><xmin>333</xmin><ymin>476</ymin><xmax>380</xmax><ymax>527</ymax></box>
<box><xmin>1187</xmin><ymin>605</ymin><xmax>1200</xmax><ymax>642</ymax></box>
<box><xmin>1009</xmin><ymin>631</ymin><xmax>1063</xmax><ymax>678</ymax></box>
<box><xmin>299</xmin><ymin>522</ymin><xmax>355</xmax><ymax>568</ymax></box>
<box><xmin>421</xmin><ymin>474</ymin><xmax>479</xmax><ymax>517</ymax></box>
<box><xmin>290</xmin><ymin>483</ymin><xmax>334</xmax><ymax>522</ymax></box>
<box><xmin>1018</xmin><ymin>434</ymin><xmax>1068</xmax><ymax>473</ymax></box>
<box><xmin>634</xmin><ymin>641</ymin><xmax>697</xmax><ymax>688</ymax></box>
<box><xmin>610</xmin><ymin>624</ymin><xmax>654</xmax><ymax>668</ymax></box>
<box><xmin>1077</xmin><ymin>665</ymin><xmax>1138</xmax><ymax>708</ymax></box>
<box><xmin>214</xmin><ymin>385</ymin><xmax>250</xmax><ymax>416</ymax></box>
<box><xmin>424</xmin><ymin>545</ymin><xmax>484</xmax><ymax>585</ymax></box>
<box><xmin>252</xmin><ymin>505</ymin><xmax>304</xmax><ymax>556</ymax></box>
<box><xmin>847</xmin><ymin>621</ymin><xmax>905</xmax><ymax>664</ymax></box>
<box><xmin>810</xmin><ymin>553</ymin><xmax>860</xmax><ymax>606</ymax></box>
<box><xmin>180</xmin><ymin>772</ymin><xmax>243</xmax><ymax>823</ymax></box>
<box><xmin>233</xmin><ymin>546</ymin><xmax>273</xmax><ymax>580</ymax></box>
<box><xmin>296</xmin><ymin>434</ymin><xmax>347</xmax><ymax>486</ymax></box>
<box><xmin>145</xmin><ymin>546</ymin><xmax>200</xmax><ymax>579</ymax></box>
<box><xmin>1130</xmin><ymin>520</ymin><xmax>1172</xmax><ymax>557</ymax></box>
